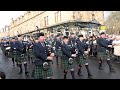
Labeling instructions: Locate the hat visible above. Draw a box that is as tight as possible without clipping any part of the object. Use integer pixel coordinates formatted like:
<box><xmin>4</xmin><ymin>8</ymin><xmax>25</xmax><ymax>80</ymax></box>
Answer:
<box><xmin>12</xmin><ymin>37</ymin><xmax>15</xmax><ymax>39</ymax></box>
<box><xmin>100</xmin><ymin>32</ymin><xmax>105</xmax><ymax>35</ymax></box>
<box><xmin>71</xmin><ymin>33</ymin><xmax>74</xmax><ymax>35</ymax></box>
<box><xmin>18</xmin><ymin>35</ymin><xmax>22</xmax><ymax>37</ymax></box>
<box><xmin>63</xmin><ymin>36</ymin><xmax>69</xmax><ymax>39</ymax></box>
<box><xmin>56</xmin><ymin>34</ymin><xmax>61</xmax><ymax>37</ymax></box>
<box><xmin>37</xmin><ymin>33</ymin><xmax>44</xmax><ymax>38</ymax></box>
<box><xmin>90</xmin><ymin>36</ymin><xmax>93</xmax><ymax>38</ymax></box>
<box><xmin>78</xmin><ymin>34</ymin><xmax>83</xmax><ymax>38</ymax></box>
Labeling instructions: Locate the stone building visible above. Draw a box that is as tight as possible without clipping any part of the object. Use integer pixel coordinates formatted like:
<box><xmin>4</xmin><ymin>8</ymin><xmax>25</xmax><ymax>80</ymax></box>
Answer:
<box><xmin>0</xmin><ymin>11</ymin><xmax>104</xmax><ymax>38</ymax></box>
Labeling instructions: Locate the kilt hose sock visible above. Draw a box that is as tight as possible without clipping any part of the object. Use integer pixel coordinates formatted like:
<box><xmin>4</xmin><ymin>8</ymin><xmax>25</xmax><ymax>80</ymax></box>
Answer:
<box><xmin>78</xmin><ymin>65</ymin><xmax>83</xmax><ymax>76</ymax></box>
<box><xmin>70</xmin><ymin>70</ymin><xmax>75</xmax><ymax>79</ymax></box>
<box><xmin>106</xmin><ymin>60</ymin><xmax>115</xmax><ymax>72</ymax></box>
<box><xmin>64</xmin><ymin>70</ymin><xmax>68</xmax><ymax>79</ymax></box>
<box><xmin>56</xmin><ymin>56</ymin><xmax>59</xmax><ymax>64</ymax></box>
<box><xmin>85</xmin><ymin>65</ymin><xmax>92</xmax><ymax>77</ymax></box>
<box><xmin>98</xmin><ymin>59</ymin><xmax>104</xmax><ymax>70</ymax></box>
<box><xmin>28</xmin><ymin>56</ymin><xmax>30</xmax><ymax>63</ymax></box>
<box><xmin>12</xmin><ymin>58</ymin><xmax>15</xmax><ymax>66</ymax></box>
<box><xmin>18</xmin><ymin>64</ymin><xmax>22</xmax><ymax>74</ymax></box>
<box><xmin>24</xmin><ymin>63</ymin><xmax>29</xmax><ymax>75</ymax></box>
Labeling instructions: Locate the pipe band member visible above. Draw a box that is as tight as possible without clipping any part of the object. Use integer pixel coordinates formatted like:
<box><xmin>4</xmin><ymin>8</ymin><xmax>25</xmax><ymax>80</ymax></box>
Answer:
<box><xmin>15</xmin><ymin>35</ymin><xmax>29</xmax><ymax>75</ymax></box>
<box><xmin>97</xmin><ymin>32</ymin><xmax>115</xmax><ymax>72</ymax></box>
<box><xmin>76</xmin><ymin>34</ymin><xmax>92</xmax><ymax>77</ymax></box>
<box><xmin>32</xmin><ymin>33</ymin><xmax>54</xmax><ymax>79</ymax></box>
<box><xmin>61</xmin><ymin>36</ymin><xmax>76</xmax><ymax>79</ymax></box>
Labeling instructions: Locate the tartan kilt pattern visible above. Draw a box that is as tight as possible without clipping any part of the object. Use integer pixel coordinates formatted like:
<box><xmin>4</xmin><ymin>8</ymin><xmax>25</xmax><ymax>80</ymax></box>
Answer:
<box><xmin>61</xmin><ymin>57</ymin><xmax>75</xmax><ymax>70</ymax></box>
<box><xmin>31</xmin><ymin>62</ymin><xmax>53</xmax><ymax>79</ymax></box>
<box><xmin>15</xmin><ymin>53</ymin><xmax>27</xmax><ymax>63</ymax></box>
<box><xmin>97</xmin><ymin>52</ymin><xmax>109</xmax><ymax>60</ymax></box>
<box><xmin>55</xmin><ymin>49</ymin><xmax>62</xmax><ymax>57</ymax></box>
<box><xmin>27</xmin><ymin>49</ymin><xmax>34</xmax><ymax>58</ymax></box>
<box><xmin>9</xmin><ymin>51</ymin><xmax>14</xmax><ymax>58</ymax></box>
<box><xmin>77</xmin><ymin>55</ymin><xmax>86</xmax><ymax>65</ymax></box>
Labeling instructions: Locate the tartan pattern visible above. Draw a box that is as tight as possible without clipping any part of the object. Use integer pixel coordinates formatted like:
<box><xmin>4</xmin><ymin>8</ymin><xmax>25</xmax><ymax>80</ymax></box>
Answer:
<box><xmin>77</xmin><ymin>55</ymin><xmax>86</xmax><ymax>65</ymax></box>
<box><xmin>27</xmin><ymin>49</ymin><xmax>34</xmax><ymax>58</ymax></box>
<box><xmin>15</xmin><ymin>53</ymin><xmax>27</xmax><ymax>63</ymax></box>
<box><xmin>32</xmin><ymin>62</ymin><xmax>53</xmax><ymax>79</ymax></box>
<box><xmin>61</xmin><ymin>57</ymin><xmax>75</xmax><ymax>70</ymax></box>
<box><xmin>97</xmin><ymin>52</ymin><xmax>109</xmax><ymax>60</ymax></box>
<box><xmin>55</xmin><ymin>49</ymin><xmax>62</xmax><ymax>57</ymax></box>
<box><xmin>9</xmin><ymin>51</ymin><xmax>14</xmax><ymax>58</ymax></box>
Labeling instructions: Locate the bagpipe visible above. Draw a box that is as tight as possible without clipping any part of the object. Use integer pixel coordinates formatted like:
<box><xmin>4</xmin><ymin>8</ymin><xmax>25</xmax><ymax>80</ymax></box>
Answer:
<box><xmin>45</xmin><ymin>41</ymin><xmax>54</xmax><ymax>56</ymax></box>
<box><xmin>70</xmin><ymin>41</ymin><xmax>77</xmax><ymax>54</ymax></box>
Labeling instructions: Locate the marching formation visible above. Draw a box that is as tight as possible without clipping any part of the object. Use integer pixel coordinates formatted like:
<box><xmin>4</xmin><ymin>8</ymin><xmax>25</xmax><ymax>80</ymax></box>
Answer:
<box><xmin>1</xmin><ymin>32</ymin><xmax>120</xmax><ymax>79</ymax></box>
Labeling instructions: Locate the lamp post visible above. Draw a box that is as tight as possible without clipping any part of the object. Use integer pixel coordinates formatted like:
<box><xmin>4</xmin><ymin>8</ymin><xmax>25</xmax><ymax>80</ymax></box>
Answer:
<box><xmin>36</xmin><ymin>26</ymin><xmax>40</xmax><ymax>33</ymax></box>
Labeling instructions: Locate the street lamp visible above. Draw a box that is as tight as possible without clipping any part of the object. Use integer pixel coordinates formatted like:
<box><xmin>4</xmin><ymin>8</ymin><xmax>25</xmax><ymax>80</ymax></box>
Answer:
<box><xmin>36</xmin><ymin>26</ymin><xmax>40</xmax><ymax>33</ymax></box>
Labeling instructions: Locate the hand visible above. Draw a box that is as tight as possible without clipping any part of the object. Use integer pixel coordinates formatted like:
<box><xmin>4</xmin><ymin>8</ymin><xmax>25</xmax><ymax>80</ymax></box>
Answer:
<box><xmin>50</xmin><ymin>53</ymin><xmax>54</xmax><ymax>57</ymax></box>
<box><xmin>47</xmin><ymin>56</ymin><xmax>53</xmax><ymax>61</ymax></box>
<box><xmin>108</xmin><ymin>45</ymin><xmax>112</xmax><ymax>48</ymax></box>
<box><xmin>76</xmin><ymin>51</ymin><xmax>78</xmax><ymax>54</ymax></box>
<box><xmin>30</xmin><ymin>45</ymin><xmax>33</xmax><ymax>48</ymax></box>
<box><xmin>71</xmin><ymin>54</ymin><xmax>76</xmax><ymax>57</ymax></box>
<box><xmin>87</xmin><ymin>48</ymin><xmax>90</xmax><ymax>52</ymax></box>
<box><xmin>59</xmin><ymin>47</ymin><xmax>61</xmax><ymax>49</ymax></box>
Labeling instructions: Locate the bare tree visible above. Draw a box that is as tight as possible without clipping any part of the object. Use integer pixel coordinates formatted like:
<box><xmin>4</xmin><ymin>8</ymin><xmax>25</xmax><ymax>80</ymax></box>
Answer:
<box><xmin>105</xmin><ymin>11</ymin><xmax>120</xmax><ymax>34</ymax></box>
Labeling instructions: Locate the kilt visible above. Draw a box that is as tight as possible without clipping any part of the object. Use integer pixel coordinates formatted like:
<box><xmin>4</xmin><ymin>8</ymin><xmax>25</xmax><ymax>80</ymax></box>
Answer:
<box><xmin>31</xmin><ymin>62</ymin><xmax>53</xmax><ymax>79</ymax></box>
<box><xmin>97</xmin><ymin>52</ymin><xmax>109</xmax><ymax>60</ymax></box>
<box><xmin>77</xmin><ymin>55</ymin><xmax>87</xmax><ymax>65</ymax></box>
<box><xmin>61</xmin><ymin>56</ymin><xmax>75</xmax><ymax>70</ymax></box>
<box><xmin>9</xmin><ymin>50</ymin><xmax>17</xmax><ymax>59</ymax></box>
<box><xmin>9</xmin><ymin>51</ymin><xmax>13</xmax><ymax>58</ymax></box>
<box><xmin>15</xmin><ymin>53</ymin><xmax>26</xmax><ymax>63</ymax></box>
<box><xmin>5</xmin><ymin>49</ymin><xmax>9</xmax><ymax>56</ymax></box>
<box><xmin>55</xmin><ymin>49</ymin><xmax>62</xmax><ymax>57</ymax></box>
<box><xmin>27</xmin><ymin>49</ymin><xmax>34</xmax><ymax>58</ymax></box>
<box><xmin>2</xmin><ymin>47</ymin><xmax>6</xmax><ymax>54</ymax></box>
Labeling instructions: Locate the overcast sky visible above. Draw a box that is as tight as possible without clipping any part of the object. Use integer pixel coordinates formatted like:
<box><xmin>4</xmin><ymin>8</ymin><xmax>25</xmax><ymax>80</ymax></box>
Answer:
<box><xmin>0</xmin><ymin>11</ymin><xmax>110</xmax><ymax>30</ymax></box>
<box><xmin>0</xmin><ymin>11</ymin><xmax>24</xmax><ymax>30</ymax></box>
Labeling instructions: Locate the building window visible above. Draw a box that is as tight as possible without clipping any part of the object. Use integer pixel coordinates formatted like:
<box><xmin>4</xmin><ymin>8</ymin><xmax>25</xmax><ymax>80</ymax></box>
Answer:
<box><xmin>44</xmin><ymin>17</ymin><xmax>46</xmax><ymax>27</ymax></box>
<box><xmin>73</xmin><ymin>11</ymin><xmax>76</xmax><ymax>19</ymax></box>
<box><xmin>92</xmin><ymin>11</ymin><xmax>95</xmax><ymax>20</ymax></box>
<box><xmin>60</xmin><ymin>11</ymin><xmax>61</xmax><ymax>21</ymax></box>
<box><xmin>56</xmin><ymin>11</ymin><xmax>59</xmax><ymax>22</ymax></box>
<box><xmin>78</xmin><ymin>12</ymin><xmax>80</xmax><ymax>19</ymax></box>
<box><xmin>55</xmin><ymin>13</ymin><xmax>56</xmax><ymax>23</ymax></box>
<box><xmin>92</xmin><ymin>14</ymin><xmax>95</xmax><ymax>20</ymax></box>
<box><xmin>55</xmin><ymin>11</ymin><xmax>61</xmax><ymax>23</ymax></box>
<box><xmin>44</xmin><ymin>16</ymin><xmax>48</xmax><ymax>27</ymax></box>
<box><xmin>47</xmin><ymin>16</ymin><xmax>48</xmax><ymax>25</ymax></box>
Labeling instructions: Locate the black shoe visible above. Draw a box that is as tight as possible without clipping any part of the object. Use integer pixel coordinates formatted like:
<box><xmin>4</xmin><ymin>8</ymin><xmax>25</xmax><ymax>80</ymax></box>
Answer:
<box><xmin>13</xmin><ymin>64</ymin><xmax>15</xmax><ymax>66</ymax></box>
<box><xmin>88</xmin><ymin>73</ymin><xmax>93</xmax><ymax>77</ymax></box>
<box><xmin>110</xmin><ymin>68</ymin><xmax>115</xmax><ymax>72</ymax></box>
<box><xmin>77</xmin><ymin>70</ymin><xmax>83</xmax><ymax>76</ymax></box>
<box><xmin>25</xmin><ymin>71</ymin><xmax>29</xmax><ymax>75</ymax></box>
<box><xmin>64</xmin><ymin>75</ymin><xmax>66</xmax><ymax>79</ymax></box>
<box><xmin>78</xmin><ymin>73</ymin><xmax>83</xmax><ymax>76</ymax></box>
